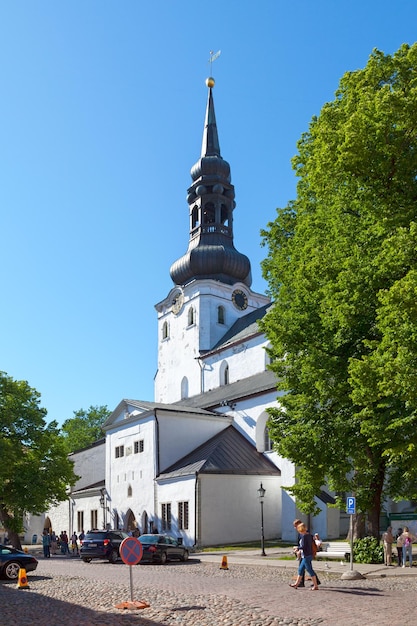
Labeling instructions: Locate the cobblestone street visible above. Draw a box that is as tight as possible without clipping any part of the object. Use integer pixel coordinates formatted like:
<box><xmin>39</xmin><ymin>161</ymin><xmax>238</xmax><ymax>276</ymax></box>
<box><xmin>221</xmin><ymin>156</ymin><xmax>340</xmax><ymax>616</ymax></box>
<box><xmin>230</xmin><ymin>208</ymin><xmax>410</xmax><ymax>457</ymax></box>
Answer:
<box><xmin>2</xmin><ymin>554</ymin><xmax>417</xmax><ymax>625</ymax></box>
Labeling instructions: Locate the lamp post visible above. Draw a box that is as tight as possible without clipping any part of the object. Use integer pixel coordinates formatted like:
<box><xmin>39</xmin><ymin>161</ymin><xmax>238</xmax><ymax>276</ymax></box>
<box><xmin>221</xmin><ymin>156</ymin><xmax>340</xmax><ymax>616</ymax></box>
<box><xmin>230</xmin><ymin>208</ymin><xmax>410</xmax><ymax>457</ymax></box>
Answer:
<box><xmin>99</xmin><ymin>489</ymin><xmax>107</xmax><ymax>529</ymax></box>
<box><xmin>257</xmin><ymin>482</ymin><xmax>266</xmax><ymax>556</ymax></box>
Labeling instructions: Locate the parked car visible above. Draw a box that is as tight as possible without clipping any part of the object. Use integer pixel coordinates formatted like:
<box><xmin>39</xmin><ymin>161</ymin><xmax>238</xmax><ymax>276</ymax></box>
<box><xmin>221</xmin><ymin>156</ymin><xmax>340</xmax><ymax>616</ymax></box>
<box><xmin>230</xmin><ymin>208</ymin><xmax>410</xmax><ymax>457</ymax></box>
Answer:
<box><xmin>138</xmin><ymin>534</ymin><xmax>189</xmax><ymax>564</ymax></box>
<box><xmin>80</xmin><ymin>530</ymin><xmax>129</xmax><ymax>563</ymax></box>
<box><xmin>0</xmin><ymin>543</ymin><xmax>38</xmax><ymax>580</ymax></box>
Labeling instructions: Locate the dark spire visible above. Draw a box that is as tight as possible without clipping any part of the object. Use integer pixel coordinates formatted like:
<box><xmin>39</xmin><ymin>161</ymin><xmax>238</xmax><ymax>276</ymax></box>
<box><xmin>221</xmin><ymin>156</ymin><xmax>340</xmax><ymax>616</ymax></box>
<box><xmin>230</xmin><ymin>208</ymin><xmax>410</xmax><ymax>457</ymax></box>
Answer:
<box><xmin>169</xmin><ymin>78</ymin><xmax>252</xmax><ymax>287</ymax></box>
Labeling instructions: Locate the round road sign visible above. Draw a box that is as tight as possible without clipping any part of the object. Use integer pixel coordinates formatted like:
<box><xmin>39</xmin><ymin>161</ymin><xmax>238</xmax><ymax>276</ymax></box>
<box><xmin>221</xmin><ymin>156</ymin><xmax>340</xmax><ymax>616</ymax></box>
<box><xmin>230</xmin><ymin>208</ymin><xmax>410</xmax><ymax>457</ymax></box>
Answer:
<box><xmin>119</xmin><ymin>537</ymin><xmax>143</xmax><ymax>566</ymax></box>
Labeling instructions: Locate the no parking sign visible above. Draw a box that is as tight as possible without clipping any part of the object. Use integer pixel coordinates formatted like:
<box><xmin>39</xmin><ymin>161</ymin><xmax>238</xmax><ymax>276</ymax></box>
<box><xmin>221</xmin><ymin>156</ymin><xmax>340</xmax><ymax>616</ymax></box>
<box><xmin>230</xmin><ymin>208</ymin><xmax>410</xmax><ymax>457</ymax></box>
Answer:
<box><xmin>120</xmin><ymin>536</ymin><xmax>143</xmax><ymax>565</ymax></box>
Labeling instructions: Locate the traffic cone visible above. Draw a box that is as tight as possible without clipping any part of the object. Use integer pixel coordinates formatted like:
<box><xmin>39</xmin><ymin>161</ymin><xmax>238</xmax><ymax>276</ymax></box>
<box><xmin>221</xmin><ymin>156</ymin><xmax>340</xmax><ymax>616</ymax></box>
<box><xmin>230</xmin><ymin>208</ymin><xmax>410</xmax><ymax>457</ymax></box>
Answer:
<box><xmin>220</xmin><ymin>555</ymin><xmax>229</xmax><ymax>570</ymax></box>
<box><xmin>17</xmin><ymin>568</ymin><xmax>29</xmax><ymax>589</ymax></box>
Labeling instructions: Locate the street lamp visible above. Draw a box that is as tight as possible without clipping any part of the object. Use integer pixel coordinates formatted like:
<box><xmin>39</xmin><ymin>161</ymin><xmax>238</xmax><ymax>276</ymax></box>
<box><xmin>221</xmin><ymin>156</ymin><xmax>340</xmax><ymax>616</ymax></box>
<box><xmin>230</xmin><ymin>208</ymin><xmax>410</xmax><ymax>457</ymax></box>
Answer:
<box><xmin>99</xmin><ymin>489</ymin><xmax>108</xmax><ymax>529</ymax></box>
<box><xmin>257</xmin><ymin>482</ymin><xmax>266</xmax><ymax>556</ymax></box>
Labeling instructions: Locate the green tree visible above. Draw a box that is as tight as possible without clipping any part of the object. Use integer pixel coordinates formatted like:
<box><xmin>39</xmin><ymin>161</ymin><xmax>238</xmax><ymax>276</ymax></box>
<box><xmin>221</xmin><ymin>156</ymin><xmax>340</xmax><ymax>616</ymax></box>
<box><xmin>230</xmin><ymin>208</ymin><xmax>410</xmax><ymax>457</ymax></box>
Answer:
<box><xmin>261</xmin><ymin>43</ymin><xmax>417</xmax><ymax>538</ymax></box>
<box><xmin>61</xmin><ymin>405</ymin><xmax>109</xmax><ymax>453</ymax></box>
<box><xmin>0</xmin><ymin>371</ymin><xmax>78</xmax><ymax>549</ymax></box>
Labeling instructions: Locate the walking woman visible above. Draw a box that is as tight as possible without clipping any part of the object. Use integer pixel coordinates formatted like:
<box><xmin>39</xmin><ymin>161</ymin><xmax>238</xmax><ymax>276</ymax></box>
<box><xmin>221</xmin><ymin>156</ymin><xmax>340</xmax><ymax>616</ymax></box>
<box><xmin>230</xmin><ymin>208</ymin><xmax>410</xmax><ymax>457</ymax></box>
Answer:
<box><xmin>289</xmin><ymin>523</ymin><xmax>319</xmax><ymax>590</ymax></box>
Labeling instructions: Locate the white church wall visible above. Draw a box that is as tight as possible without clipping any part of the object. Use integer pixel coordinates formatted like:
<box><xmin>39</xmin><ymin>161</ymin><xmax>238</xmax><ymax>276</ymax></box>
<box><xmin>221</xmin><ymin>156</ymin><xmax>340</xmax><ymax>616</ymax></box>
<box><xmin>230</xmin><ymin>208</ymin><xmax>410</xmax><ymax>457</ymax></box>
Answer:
<box><xmin>106</xmin><ymin>416</ymin><xmax>156</xmax><ymax>532</ymax></box>
<box><xmin>155</xmin><ymin>476</ymin><xmax>196</xmax><ymax>547</ymax></box>
<box><xmin>157</xmin><ymin>412</ymin><xmax>232</xmax><ymax>471</ymax></box>
<box><xmin>198</xmin><ymin>474</ymin><xmax>281</xmax><ymax>546</ymax></box>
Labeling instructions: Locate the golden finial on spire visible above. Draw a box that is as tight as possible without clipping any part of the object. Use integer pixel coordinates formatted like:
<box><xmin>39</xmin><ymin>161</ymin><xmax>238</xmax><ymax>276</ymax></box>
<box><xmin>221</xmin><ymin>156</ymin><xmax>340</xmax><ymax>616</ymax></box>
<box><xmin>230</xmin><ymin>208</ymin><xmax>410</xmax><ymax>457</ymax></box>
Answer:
<box><xmin>206</xmin><ymin>49</ymin><xmax>221</xmax><ymax>87</ymax></box>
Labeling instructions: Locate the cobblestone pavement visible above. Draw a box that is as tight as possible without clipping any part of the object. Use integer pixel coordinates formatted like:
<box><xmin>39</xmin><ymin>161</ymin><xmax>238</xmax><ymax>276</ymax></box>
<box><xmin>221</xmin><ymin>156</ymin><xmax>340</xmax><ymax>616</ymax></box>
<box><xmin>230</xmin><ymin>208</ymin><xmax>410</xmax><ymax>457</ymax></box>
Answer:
<box><xmin>1</xmin><ymin>555</ymin><xmax>417</xmax><ymax>625</ymax></box>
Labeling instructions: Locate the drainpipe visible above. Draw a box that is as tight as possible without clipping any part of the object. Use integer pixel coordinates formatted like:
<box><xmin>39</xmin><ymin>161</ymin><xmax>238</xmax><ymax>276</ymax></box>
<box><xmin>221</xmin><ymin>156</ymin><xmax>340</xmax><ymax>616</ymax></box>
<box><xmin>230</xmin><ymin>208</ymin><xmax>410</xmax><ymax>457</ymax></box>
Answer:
<box><xmin>194</xmin><ymin>472</ymin><xmax>199</xmax><ymax>548</ymax></box>
<box><xmin>153</xmin><ymin>410</ymin><xmax>160</xmax><ymax>530</ymax></box>
<box><xmin>195</xmin><ymin>357</ymin><xmax>205</xmax><ymax>394</ymax></box>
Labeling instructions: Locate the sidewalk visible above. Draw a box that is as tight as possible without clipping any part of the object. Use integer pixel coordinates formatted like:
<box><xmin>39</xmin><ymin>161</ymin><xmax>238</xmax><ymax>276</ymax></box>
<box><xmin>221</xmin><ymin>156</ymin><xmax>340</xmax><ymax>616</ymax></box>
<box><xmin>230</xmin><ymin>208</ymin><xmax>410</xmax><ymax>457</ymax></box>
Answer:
<box><xmin>194</xmin><ymin>546</ymin><xmax>417</xmax><ymax>579</ymax></box>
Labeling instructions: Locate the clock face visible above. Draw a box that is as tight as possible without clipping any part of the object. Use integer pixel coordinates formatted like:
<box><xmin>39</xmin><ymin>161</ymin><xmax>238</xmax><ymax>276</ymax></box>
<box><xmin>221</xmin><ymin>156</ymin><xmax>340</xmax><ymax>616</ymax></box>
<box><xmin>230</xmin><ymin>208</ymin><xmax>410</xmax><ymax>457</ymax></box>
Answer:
<box><xmin>232</xmin><ymin>289</ymin><xmax>248</xmax><ymax>311</ymax></box>
<box><xmin>171</xmin><ymin>292</ymin><xmax>184</xmax><ymax>315</ymax></box>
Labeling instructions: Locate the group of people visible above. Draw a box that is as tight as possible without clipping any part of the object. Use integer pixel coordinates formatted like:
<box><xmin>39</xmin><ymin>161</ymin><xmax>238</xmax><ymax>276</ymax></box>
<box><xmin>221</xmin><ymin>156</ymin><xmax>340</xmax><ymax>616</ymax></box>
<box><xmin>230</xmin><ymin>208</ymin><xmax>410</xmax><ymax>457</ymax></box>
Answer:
<box><xmin>382</xmin><ymin>526</ymin><xmax>416</xmax><ymax>567</ymax></box>
<box><xmin>41</xmin><ymin>529</ymin><xmax>86</xmax><ymax>557</ymax></box>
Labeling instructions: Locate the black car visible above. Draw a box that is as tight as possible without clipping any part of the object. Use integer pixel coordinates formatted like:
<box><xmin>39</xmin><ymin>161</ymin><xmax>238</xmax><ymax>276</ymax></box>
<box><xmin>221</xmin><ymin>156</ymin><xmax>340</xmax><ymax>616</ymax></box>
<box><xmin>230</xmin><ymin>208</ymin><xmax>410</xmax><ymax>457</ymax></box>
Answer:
<box><xmin>138</xmin><ymin>534</ymin><xmax>189</xmax><ymax>564</ymax></box>
<box><xmin>0</xmin><ymin>544</ymin><xmax>38</xmax><ymax>580</ymax></box>
<box><xmin>80</xmin><ymin>530</ymin><xmax>129</xmax><ymax>563</ymax></box>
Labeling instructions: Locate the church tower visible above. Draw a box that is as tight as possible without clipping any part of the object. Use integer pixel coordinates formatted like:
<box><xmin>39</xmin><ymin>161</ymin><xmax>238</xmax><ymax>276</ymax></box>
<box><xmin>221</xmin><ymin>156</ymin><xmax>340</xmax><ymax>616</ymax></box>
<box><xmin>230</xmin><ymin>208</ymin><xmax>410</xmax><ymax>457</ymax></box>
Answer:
<box><xmin>155</xmin><ymin>76</ymin><xmax>270</xmax><ymax>403</ymax></box>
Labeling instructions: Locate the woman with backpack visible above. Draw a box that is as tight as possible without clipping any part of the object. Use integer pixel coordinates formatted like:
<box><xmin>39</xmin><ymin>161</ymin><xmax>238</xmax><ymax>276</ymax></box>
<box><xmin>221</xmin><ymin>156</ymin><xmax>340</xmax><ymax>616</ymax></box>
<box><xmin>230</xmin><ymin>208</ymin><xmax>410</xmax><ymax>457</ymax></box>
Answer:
<box><xmin>400</xmin><ymin>526</ymin><xmax>416</xmax><ymax>568</ymax></box>
<box><xmin>289</xmin><ymin>523</ymin><xmax>319</xmax><ymax>590</ymax></box>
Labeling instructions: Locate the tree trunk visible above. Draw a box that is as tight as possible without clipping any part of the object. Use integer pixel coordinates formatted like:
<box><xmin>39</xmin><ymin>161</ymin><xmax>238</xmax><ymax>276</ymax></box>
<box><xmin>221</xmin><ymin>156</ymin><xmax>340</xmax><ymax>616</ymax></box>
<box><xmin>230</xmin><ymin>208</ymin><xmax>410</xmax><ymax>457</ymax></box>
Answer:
<box><xmin>347</xmin><ymin>513</ymin><xmax>366</xmax><ymax>541</ymax></box>
<box><xmin>0</xmin><ymin>505</ymin><xmax>23</xmax><ymax>550</ymax></box>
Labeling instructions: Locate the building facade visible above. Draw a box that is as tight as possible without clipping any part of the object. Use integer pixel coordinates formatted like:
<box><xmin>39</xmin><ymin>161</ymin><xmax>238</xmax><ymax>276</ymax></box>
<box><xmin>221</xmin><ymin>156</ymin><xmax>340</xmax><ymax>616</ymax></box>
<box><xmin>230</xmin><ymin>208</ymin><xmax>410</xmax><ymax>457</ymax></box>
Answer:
<box><xmin>36</xmin><ymin>75</ymin><xmax>344</xmax><ymax>546</ymax></box>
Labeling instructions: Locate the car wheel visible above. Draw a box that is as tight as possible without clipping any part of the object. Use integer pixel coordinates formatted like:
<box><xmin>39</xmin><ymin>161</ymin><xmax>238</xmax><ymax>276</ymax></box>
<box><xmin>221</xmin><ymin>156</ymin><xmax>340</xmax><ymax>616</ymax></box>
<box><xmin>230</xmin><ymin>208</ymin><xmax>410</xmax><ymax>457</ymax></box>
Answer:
<box><xmin>181</xmin><ymin>550</ymin><xmax>189</xmax><ymax>561</ymax></box>
<box><xmin>82</xmin><ymin>558</ymin><xmax>92</xmax><ymax>563</ymax></box>
<box><xmin>4</xmin><ymin>561</ymin><xmax>21</xmax><ymax>580</ymax></box>
<box><xmin>160</xmin><ymin>551</ymin><xmax>167</xmax><ymax>565</ymax></box>
<box><xmin>108</xmin><ymin>549</ymin><xmax>118</xmax><ymax>564</ymax></box>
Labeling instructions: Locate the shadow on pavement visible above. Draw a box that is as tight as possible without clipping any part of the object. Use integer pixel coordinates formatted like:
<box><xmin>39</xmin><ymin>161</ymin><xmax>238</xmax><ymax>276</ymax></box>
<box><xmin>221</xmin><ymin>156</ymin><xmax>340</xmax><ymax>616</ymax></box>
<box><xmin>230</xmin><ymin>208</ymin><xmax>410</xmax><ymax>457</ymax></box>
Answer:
<box><xmin>0</xmin><ymin>584</ymin><xmax>165</xmax><ymax>625</ymax></box>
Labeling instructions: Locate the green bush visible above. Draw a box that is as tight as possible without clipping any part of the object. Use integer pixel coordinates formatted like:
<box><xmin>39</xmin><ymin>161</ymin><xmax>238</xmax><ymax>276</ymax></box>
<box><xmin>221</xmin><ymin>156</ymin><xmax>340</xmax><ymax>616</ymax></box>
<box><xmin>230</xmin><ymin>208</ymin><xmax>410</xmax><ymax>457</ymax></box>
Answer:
<box><xmin>353</xmin><ymin>536</ymin><xmax>384</xmax><ymax>564</ymax></box>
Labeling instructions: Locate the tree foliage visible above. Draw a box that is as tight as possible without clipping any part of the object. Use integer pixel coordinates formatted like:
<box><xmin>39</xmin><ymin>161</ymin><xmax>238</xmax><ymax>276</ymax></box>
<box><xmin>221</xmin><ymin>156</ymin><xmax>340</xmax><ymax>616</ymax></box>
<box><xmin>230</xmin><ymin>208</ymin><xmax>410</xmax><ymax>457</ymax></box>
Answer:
<box><xmin>0</xmin><ymin>371</ymin><xmax>78</xmax><ymax>547</ymax></box>
<box><xmin>61</xmin><ymin>405</ymin><xmax>109</xmax><ymax>453</ymax></box>
<box><xmin>261</xmin><ymin>44</ymin><xmax>417</xmax><ymax>536</ymax></box>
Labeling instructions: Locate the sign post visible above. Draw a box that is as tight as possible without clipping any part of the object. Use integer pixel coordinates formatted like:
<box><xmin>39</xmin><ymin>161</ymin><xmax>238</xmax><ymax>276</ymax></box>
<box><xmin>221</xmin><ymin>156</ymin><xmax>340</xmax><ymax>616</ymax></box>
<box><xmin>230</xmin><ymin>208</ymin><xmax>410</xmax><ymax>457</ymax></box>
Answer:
<box><xmin>115</xmin><ymin>537</ymin><xmax>150</xmax><ymax>610</ymax></box>
<box><xmin>341</xmin><ymin>496</ymin><xmax>364</xmax><ymax>581</ymax></box>
<box><xmin>346</xmin><ymin>497</ymin><xmax>356</xmax><ymax>571</ymax></box>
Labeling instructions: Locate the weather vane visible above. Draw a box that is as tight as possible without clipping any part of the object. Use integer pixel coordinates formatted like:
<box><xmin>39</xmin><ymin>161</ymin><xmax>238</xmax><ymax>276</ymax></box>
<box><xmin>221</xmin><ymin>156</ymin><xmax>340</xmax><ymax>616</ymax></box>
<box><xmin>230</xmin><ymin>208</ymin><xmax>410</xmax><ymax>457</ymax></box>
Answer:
<box><xmin>207</xmin><ymin>50</ymin><xmax>221</xmax><ymax>88</ymax></box>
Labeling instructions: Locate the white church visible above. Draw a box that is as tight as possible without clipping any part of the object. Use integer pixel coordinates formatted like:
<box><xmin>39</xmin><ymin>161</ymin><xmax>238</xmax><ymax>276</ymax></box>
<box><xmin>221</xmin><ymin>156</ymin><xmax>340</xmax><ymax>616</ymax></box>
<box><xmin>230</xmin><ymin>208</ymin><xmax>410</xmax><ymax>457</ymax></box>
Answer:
<box><xmin>31</xmin><ymin>77</ymin><xmax>345</xmax><ymax>547</ymax></box>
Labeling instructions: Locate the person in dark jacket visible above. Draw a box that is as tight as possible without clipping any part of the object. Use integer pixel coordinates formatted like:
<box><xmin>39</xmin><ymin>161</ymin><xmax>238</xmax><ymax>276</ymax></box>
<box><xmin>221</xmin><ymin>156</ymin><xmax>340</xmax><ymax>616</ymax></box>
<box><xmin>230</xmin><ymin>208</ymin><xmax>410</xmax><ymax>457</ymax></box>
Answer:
<box><xmin>290</xmin><ymin>523</ymin><xmax>319</xmax><ymax>590</ymax></box>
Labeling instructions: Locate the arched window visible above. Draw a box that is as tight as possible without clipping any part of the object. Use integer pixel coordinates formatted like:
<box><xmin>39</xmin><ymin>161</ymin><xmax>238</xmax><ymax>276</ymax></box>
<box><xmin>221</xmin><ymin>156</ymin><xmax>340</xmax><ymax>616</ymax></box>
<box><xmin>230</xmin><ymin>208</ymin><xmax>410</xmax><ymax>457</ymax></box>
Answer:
<box><xmin>217</xmin><ymin>305</ymin><xmax>225</xmax><ymax>325</ymax></box>
<box><xmin>162</xmin><ymin>321</ymin><xmax>169</xmax><ymax>340</ymax></box>
<box><xmin>181</xmin><ymin>376</ymin><xmax>189</xmax><ymax>399</ymax></box>
<box><xmin>203</xmin><ymin>202</ymin><xmax>215</xmax><ymax>223</ymax></box>
<box><xmin>127</xmin><ymin>485</ymin><xmax>133</xmax><ymax>498</ymax></box>
<box><xmin>188</xmin><ymin>307</ymin><xmax>195</xmax><ymax>326</ymax></box>
<box><xmin>220</xmin><ymin>361</ymin><xmax>229</xmax><ymax>386</ymax></box>
<box><xmin>264</xmin><ymin>426</ymin><xmax>273</xmax><ymax>452</ymax></box>
<box><xmin>220</xmin><ymin>204</ymin><xmax>229</xmax><ymax>226</ymax></box>
<box><xmin>191</xmin><ymin>205</ymin><xmax>199</xmax><ymax>228</ymax></box>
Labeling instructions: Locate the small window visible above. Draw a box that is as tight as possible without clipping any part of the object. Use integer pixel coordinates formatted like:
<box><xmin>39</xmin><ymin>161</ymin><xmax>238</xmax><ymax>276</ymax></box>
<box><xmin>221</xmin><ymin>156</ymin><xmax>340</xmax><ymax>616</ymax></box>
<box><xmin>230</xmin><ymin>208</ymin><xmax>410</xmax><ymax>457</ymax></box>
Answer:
<box><xmin>127</xmin><ymin>485</ymin><xmax>132</xmax><ymax>497</ymax></box>
<box><xmin>188</xmin><ymin>307</ymin><xmax>195</xmax><ymax>326</ymax></box>
<box><xmin>91</xmin><ymin>510</ymin><xmax>98</xmax><ymax>529</ymax></box>
<box><xmin>134</xmin><ymin>440</ymin><xmax>144</xmax><ymax>454</ymax></box>
<box><xmin>115</xmin><ymin>445</ymin><xmax>124</xmax><ymax>458</ymax></box>
<box><xmin>217</xmin><ymin>305</ymin><xmax>225</xmax><ymax>324</ymax></box>
<box><xmin>161</xmin><ymin>503</ymin><xmax>172</xmax><ymax>531</ymax></box>
<box><xmin>178</xmin><ymin>501</ymin><xmax>189</xmax><ymax>530</ymax></box>
<box><xmin>162</xmin><ymin>321</ymin><xmax>169</xmax><ymax>340</ymax></box>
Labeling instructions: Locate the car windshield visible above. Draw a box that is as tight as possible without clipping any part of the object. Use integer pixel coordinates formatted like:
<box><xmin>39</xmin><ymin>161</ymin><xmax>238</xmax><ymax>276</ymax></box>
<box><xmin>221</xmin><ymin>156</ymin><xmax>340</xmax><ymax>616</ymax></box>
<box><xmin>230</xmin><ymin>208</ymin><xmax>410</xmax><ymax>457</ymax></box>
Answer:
<box><xmin>85</xmin><ymin>532</ymin><xmax>107</xmax><ymax>540</ymax></box>
<box><xmin>139</xmin><ymin>534</ymin><xmax>159</xmax><ymax>544</ymax></box>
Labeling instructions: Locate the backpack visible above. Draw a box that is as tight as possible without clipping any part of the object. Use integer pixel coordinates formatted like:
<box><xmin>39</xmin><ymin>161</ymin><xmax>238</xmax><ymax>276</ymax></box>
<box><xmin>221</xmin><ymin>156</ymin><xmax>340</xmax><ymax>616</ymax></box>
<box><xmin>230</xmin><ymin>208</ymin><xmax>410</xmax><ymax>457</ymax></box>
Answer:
<box><xmin>311</xmin><ymin>535</ymin><xmax>318</xmax><ymax>558</ymax></box>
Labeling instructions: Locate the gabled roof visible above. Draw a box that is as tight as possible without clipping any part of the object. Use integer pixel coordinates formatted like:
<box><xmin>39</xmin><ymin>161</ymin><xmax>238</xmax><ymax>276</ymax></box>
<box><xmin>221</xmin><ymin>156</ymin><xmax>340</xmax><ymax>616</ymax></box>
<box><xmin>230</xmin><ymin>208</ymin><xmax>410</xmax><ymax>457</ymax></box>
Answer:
<box><xmin>103</xmin><ymin>399</ymin><xmax>226</xmax><ymax>430</ymax></box>
<box><xmin>173</xmin><ymin>369</ymin><xmax>278</xmax><ymax>410</ymax></box>
<box><xmin>158</xmin><ymin>425</ymin><xmax>281</xmax><ymax>479</ymax></box>
<box><xmin>208</xmin><ymin>303</ymin><xmax>273</xmax><ymax>354</ymax></box>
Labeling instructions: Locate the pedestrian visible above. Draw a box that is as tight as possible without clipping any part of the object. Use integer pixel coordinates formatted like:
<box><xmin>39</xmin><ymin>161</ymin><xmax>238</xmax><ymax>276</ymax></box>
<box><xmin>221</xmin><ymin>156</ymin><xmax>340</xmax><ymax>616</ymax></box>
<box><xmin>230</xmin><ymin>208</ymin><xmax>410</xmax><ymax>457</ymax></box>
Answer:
<box><xmin>42</xmin><ymin>529</ymin><xmax>51</xmax><ymax>558</ymax></box>
<box><xmin>79</xmin><ymin>530</ymin><xmax>85</xmax><ymax>542</ymax></box>
<box><xmin>313</xmin><ymin>533</ymin><xmax>323</xmax><ymax>551</ymax></box>
<box><xmin>400</xmin><ymin>526</ymin><xmax>416</xmax><ymax>568</ymax></box>
<box><xmin>290</xmin><ymin>523</ymin><xmax>319</xmax><ymax>590</ymax></box>
<box><xmin>60</xmin><ymin>530</ymin><xmax>70</xmax><ymax>555</ymax></box>
<box><xmin>382</xmin><ymin>526</ymin><xmax>394</xmax><ymax>566</ymax></box>
<box><xmin>70</xmin><ymin>532</ymin><xmax>79</xmax><ymax>555</ymax></box>
<box><xmin>50</xmin><ymin>531</ymin><xmax>58</xmax><ymax>555</ymax></box>
<box><xmin>396</xmin><ymin>528</ymin><xmax>403</xmax><ymax>566</ymax></box>
<box><xmin>292</xmin><ymin>518</ymin><xmax>320</xmax><ymax>587</ymax></box>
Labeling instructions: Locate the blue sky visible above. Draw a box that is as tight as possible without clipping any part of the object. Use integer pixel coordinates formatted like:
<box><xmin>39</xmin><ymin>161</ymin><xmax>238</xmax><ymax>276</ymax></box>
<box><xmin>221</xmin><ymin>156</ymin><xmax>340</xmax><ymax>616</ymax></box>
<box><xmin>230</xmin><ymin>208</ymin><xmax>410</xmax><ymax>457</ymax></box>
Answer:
<box><xmin>1</xmin><ymin>1</ymin><xmax>416</xmax><ymax>425</ymax></box>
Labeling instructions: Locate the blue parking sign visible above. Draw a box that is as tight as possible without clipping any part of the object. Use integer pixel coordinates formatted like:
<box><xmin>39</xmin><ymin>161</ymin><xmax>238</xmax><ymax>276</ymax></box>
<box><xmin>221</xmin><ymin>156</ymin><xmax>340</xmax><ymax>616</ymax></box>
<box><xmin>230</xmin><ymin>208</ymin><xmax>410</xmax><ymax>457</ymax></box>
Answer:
<box><xmin>347</xmin><ymin>496</ymin><xmax>356</xmax><ymax>515</ymax></box>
